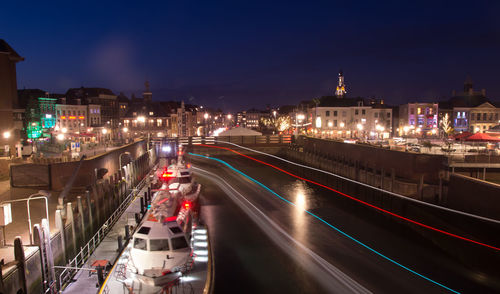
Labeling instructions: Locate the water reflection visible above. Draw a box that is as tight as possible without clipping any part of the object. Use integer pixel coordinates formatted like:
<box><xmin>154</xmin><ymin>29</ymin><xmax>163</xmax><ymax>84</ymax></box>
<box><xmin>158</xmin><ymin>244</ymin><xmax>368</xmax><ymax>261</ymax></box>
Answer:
<box><xmin>284</xmin><ymin>180</ymin><xmax>315</xmax><ymax>242</ymax></box>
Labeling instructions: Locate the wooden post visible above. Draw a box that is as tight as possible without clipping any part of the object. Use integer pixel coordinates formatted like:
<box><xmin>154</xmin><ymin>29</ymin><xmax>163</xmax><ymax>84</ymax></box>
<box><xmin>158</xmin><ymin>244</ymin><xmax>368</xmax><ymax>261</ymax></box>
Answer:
<box><xmin>86</xmin><ymin>190</ymin><xmax>94</xmax><ymax>236</ymax></box>
<box><xmin>67</xmin><ymin>202</ymin><xmax>77</xmax><ymax>254</ymax></box>
<box><xmin>77</xmin><ymin>196</ymin><xmax>86</xmax><ymax>243</ymax></box>
<box><xmin>55</xmin><ymin>209</ymin><xmax>67</xmax><ymax>262</ymax></box>
<box><xmin>14</xmin><ymin>237</ymin><xmax>27</xmax><ymax>294</ymax></box>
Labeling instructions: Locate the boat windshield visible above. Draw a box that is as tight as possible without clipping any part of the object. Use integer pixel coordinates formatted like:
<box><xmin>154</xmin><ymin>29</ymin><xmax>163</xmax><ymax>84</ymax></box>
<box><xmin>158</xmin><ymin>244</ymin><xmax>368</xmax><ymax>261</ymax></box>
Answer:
<box><xmin>133</xmin><ymin>237</ymin><xmax>147</xmax><ymax>250</ymax></box>
<box><xmin>169</xmin><ymin>177</ymin><xmax>191</xmax><ymax>184</ymax></box>
<box><xmin>171</xmin><ymin>236</ymin><xmax>188</xmax><ymax>249</ymax></box>
<box><xmin>150</xmin><ymin>239</ymin><xmax>170</xmax><ymax>251</ymax></box>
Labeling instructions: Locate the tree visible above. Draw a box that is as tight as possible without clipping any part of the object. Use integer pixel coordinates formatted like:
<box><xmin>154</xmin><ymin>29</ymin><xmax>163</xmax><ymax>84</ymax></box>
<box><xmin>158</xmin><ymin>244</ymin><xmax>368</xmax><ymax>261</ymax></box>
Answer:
<box><xmin>260</xmin><ymin>115</ymin><xmax>291</xmax><ymax>134</ymax></box>
<box><xmin>440</xmin><ymin>113</ymin><xmax>454</xmax><ymax>137</ymax></box>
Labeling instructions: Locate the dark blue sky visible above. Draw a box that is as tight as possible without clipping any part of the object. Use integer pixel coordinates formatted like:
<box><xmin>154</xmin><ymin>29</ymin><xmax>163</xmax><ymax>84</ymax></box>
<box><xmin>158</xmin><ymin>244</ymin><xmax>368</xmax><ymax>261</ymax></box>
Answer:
<box><xmin>2</xmin><ymin>1</ymin><xmax>499</xmax><ymax>111</ymax></box>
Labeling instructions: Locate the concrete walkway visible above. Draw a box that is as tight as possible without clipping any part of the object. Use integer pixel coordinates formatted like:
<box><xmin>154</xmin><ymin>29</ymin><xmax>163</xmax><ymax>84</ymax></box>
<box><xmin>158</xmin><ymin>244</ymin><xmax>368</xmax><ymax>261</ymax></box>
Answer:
<box><xmin>62</xmin><ymin>192</ymin><xmax>144</xmax><ymax>294</ymax></box>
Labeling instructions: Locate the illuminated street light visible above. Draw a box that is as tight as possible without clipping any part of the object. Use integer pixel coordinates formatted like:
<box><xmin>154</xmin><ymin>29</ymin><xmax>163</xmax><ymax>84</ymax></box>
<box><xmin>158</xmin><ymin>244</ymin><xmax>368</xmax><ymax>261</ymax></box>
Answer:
<box><xmin>227</xmin><ymin>114</ymin><xmax>232</xmax><ymax>119</ymax></box>
<box><xmin>61</xmin><ymin>128</ymin><xmax>67</xmax><ymax>133</ymax></box>
<box><xmin>123</xmin><ymin>127</ymin><xmax>128</xmax><ymax>133</ymax></box>
<box><xmin>137</xmin><ymin>116</ymin><xmax>145</xmax><ymax>123</ymax></box>
<box><xmin>339</xmin><ymin>122</ymin><xmax>345</xmax><ymax>128</ymax></box>
<box><xmin>328</xmin><ymin>121</ymin><xmax>333</xmax><ymax>128</ymax></box>
<box><xmin>57</xmin><ymin>134</ymin><xmax>64</xmax><ymax>141</ymax></box>
<box><xmin>204</xmin><ymin>113</ymin><xmax>209</xmax><ymax>119</ymax></box>
<box><xmin>357</xmin><ymin>123</ymin><xmax>363</xmax><ymax>131</ymax></box>
<box><xmin>315</xmin><ymin>117</ymin><xmax>322</xmax><ymax>128</ymax></box>
<box><xmin>3</xmin><ymin>131</ymin><xmax>11</xmax><ymax>139</ymax></box>
<box><xmin>102</xmin><ymin>128</ymin><xmax>108</xmax><ymax>134</ymax></box>
<box><xmin>297</xmin><ymin>114</ymin><xmax>305</xmax><ymax>121</ymax></box>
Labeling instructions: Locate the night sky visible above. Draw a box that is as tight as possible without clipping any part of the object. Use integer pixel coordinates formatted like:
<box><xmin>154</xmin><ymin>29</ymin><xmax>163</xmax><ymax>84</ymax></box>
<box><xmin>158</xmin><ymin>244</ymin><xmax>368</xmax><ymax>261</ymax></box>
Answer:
<box><xmin>2</xmin><ymin>1</ymin><xmax>499</xmax><ymax>111</ymax></box>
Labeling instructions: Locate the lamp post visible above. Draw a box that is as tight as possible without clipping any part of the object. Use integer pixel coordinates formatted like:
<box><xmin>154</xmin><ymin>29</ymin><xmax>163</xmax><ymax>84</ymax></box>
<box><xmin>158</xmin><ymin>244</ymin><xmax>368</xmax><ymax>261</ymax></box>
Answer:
<box><xmin>204</xmin><ymin>113</ymin><xmax>209</xmax><ymax>136</ymax></box>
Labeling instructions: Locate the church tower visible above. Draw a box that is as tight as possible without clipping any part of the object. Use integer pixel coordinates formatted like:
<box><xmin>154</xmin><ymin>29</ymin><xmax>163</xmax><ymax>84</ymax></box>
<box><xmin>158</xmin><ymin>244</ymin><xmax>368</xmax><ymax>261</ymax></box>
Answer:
<box><xmin>143</xmin><ymin>81</ymin><xmax>152</xmax><ymax>102</ymax></box>
<box><xmin>335</xmin><ymin>70</ymin><xmax>346</xmax><ymax>98</ymax></box>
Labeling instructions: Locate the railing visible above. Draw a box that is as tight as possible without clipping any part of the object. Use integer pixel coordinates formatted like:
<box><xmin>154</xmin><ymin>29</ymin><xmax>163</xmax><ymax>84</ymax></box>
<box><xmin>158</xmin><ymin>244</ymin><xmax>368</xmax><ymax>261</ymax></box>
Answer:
<box><xmin>57</xmin><ymin>170</ymin><xmax>152</xmax><ymax>291</ymax></box>
<box><xmin>172</xmin><ymin>135</ymin><xmax>293</xmax><ymax>146</ymax></box>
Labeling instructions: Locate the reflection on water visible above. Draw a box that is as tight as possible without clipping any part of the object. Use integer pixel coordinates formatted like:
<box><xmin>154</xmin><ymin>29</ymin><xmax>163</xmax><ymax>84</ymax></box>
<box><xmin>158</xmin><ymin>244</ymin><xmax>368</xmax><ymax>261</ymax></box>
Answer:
<box><xmin>284</xmin><ymin>180</ymin><xmax>315</xmax><ymax>242</ymax></box>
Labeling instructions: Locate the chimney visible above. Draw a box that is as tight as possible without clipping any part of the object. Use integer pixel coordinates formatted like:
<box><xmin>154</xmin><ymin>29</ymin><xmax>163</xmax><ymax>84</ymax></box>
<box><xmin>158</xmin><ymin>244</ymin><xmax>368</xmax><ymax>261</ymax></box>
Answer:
<box><xmin>481</xmin><ymin>89</ymin><xmax>486</xmax><ymax>97</ymax></box>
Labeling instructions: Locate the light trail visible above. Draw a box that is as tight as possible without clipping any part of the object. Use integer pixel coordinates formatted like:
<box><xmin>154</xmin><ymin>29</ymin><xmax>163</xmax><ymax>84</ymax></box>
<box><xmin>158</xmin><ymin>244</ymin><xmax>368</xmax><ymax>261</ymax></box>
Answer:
<box><xmin>211</xmin><ymin>142</ymin><xmax>500</xmax><ymax>225</ymax></box>
<box><xmin>190</xmin><ymin>153</ymin><xmax>460</xmax><ymax>293</ymax></box>
<box><xmin>193</xmin><ymin>144</ymin><xmax>500</xmax><ymax>252</ymax></box>
<box><xmin>193</xmin><ymin>166</ymin><xmax>372</xmax><ymax>293</ymax></box>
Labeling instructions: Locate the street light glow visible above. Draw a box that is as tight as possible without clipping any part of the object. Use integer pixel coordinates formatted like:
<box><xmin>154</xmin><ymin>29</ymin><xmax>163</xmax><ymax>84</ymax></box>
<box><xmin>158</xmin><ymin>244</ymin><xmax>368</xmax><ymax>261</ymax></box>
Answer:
<box><xmin>204</xmin><ymin>113</ymin><xmax>209</xmax><ymax>119</ymax></box>
<box><xmin>102</xmin><ymin>128</ymin><xmax>108</xmax><ymax>134</ymax></box>
<box><xmin>57</xmin><ymin>134</ymin><xmax>64</xmax><ymax>141</ymax></box>
<box><xmin>3</xmin><ymin>131</ymin><xmax>11</xmax><ymax>139</ymax></box>
<box><xmin>61</xmin><ymin>128</ymin><xmax>67</xmax><ymax>133</ymax></box>
<box><xmin>123</xmin><ymin>127</ymin><xmax>128</xmax><ymax>133</ymax></box>
<box><xmin>357</xmin><ymin>123</ymin><xmax>363</xmax><ymax>131</ymax></box>
<box><xmin>137</xmin><ymin>116</ymin><xmax>145</xmax><ymax>123</ymax></box>
<box><xmin>315</xmin><ymin>117</ymin><xmax>322</xmax><ymax>128</ymax></box>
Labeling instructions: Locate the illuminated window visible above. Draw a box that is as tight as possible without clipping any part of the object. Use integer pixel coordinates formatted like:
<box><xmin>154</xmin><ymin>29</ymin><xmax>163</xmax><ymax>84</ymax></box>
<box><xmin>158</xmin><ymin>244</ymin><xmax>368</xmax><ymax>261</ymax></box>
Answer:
<box><xmin>417</xmin><ymin>108</ymin><xmax>421</xmax><ymax>115</ymax></box>
<box><xmin>157</xmin><ymin>119</ymin><xmax>162</xmax><ymax>127</ymax></box>
<box><xmin>149</xmin><ymin>112</ymin><xmax>154</xmax><ymax>115</ymax></box>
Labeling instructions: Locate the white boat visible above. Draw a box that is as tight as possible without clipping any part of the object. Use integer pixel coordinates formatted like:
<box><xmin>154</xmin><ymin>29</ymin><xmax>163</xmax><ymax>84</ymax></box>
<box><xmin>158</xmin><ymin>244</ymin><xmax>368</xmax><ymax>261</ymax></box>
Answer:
<box><xmin>159</xmin><ymin>145</ymin><xmax>201</xmax><ymax>209</ymax></box>
<box><xmin>128</xmin><ymin>207</ymin><xmax>193</xmax><ymax>285</ymax></box>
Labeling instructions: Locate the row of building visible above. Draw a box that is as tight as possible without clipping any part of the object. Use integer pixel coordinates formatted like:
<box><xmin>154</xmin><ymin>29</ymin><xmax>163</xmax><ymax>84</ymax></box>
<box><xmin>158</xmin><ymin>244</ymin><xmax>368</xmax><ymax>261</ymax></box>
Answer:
<box><xmin>290</xmin><ymin>72</ymin><xmax>500</xmax><ymax>139</ymax></box>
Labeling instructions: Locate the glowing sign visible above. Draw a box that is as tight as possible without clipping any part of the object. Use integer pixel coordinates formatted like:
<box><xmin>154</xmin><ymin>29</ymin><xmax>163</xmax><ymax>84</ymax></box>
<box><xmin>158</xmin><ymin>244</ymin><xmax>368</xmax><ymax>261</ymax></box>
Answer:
<box><xmin>0</xmin><ymin>203</ymin><xmax>12</xmax><ymax>226</ymax></box>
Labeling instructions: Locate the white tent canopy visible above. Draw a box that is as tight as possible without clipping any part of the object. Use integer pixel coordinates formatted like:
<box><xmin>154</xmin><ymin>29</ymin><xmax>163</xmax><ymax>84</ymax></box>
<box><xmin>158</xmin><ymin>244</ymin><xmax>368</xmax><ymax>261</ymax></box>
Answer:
<box><xmin>218</xmin><ymin>127</ymin><xmax>262</xmax><ymax>136</ymax></box>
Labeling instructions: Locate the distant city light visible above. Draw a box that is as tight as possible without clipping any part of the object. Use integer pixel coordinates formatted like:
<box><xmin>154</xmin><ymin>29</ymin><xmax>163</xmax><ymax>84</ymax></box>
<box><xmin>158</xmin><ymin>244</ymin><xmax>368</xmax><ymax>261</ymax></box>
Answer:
<box><xmin>3</xmin><ymin>131</ymin><xmax>11</xmax><ymax>139</ymax></box>
<box><xmin>357</xmin><ymin>123</ymin><xmax>363</xmax><ymax>131</ymax></box>
<box><xmin>327</xmin><ymin>121</ymin><xmax>333</xmax><ymax>128</ymax></box>
<box><xmin>162</xmin><ymin>145</ymin><xmax>172</xmax><ymax>153</ymax></box>
<box><xmin>57</xmin><ymin>134</ymin><xmax>64</xmax><ymax>141</ymax></box>
<box><xmin>339</xmin><ymin>122</ymin><xmax>345</xmax><ymax>128</ymax></box>
<box><xmin>102</xmin><ymin>128</ymin><xmax>108</xmax><ymax>134</ymax></box>
<box><xmin>62</xmin><ymin>128</ymin><xmax>67</xmax><ymax>133</ymax></box>
<box><xmin>123</xmin><ymin>127</ymin><xmax>128</xmax><ymax>133</ymax></box>
<box><xmin>227</xmin><ymin>114</ymin><xmax>232</xmax><ymax>119</ymax></box>
<box><xmin>137</xmin><ymin>116</ymin><xmax>145</xmax><ymax>123</ymax></box>
<box><xmin>204</xmin><ymin>113</ymin><xmax>209</xmax><ymax>119</ymax></box>
<box><xmin>315</xmin><ymin>117</ymin><xmax>322</xmax><ymax>128</ymax></box>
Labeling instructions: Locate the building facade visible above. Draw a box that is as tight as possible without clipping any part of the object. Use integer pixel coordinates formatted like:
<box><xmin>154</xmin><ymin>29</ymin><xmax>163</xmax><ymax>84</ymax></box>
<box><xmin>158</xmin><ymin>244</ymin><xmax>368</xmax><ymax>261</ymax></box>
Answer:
<box><xmin>311</xmin><ymin>97</ymin><xmax>392</xmax><ymax>138</ymax></box>
<box><xmin>0</xmin><ymin>40</ymin><xmax>24</xmax><ymax>155</ymax></box>
<box><xmin>397</xmin><ymin>103</ymin><xmax>438</xmax><ymax>136</ymax></box>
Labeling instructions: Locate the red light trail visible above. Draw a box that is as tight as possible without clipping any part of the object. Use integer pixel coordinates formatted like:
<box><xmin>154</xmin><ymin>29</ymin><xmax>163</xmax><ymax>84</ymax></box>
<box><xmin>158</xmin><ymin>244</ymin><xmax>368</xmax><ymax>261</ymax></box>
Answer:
<box><xmin>196</xmin><ymin>144</ymin><xmax>500</xmax><ymax>252</ymax></box>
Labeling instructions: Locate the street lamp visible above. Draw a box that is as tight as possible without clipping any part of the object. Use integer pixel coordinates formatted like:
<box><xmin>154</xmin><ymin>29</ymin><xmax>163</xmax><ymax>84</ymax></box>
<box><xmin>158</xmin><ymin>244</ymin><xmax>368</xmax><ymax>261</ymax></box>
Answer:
<box><xmin>204</xmin><ymin>113</ymin><xmax>209</xmax><ymax>136</ymax></box>
<box><xmin>3</xmin><ymin>131</ymin><xmax>11</xmax><ymax>139</ymax></box>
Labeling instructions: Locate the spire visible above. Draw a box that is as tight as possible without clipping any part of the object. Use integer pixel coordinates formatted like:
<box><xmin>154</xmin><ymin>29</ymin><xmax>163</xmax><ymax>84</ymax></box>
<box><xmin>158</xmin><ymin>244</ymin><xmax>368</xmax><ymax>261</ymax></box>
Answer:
<box><xmin>143</xmin><ymin>80</ymin><xmax>152</xmax><ymax>102</ymax></box>
<box><xmin>335</xmin><ymin>69</ymin><xmax>346</xmax><ymax>98</ymax></box>
<box><xmin>464</xmin><ymin>75</ymin><xmax>473</xmax><ymax>94</ymax></box>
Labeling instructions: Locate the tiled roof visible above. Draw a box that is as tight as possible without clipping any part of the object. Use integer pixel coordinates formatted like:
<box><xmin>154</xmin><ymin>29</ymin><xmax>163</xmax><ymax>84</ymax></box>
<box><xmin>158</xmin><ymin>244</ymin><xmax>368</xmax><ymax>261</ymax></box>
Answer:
<box><xmin>0</xmin><ymin>39</ymin><xmax>24</xmax><ymax>61</ymax></box>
